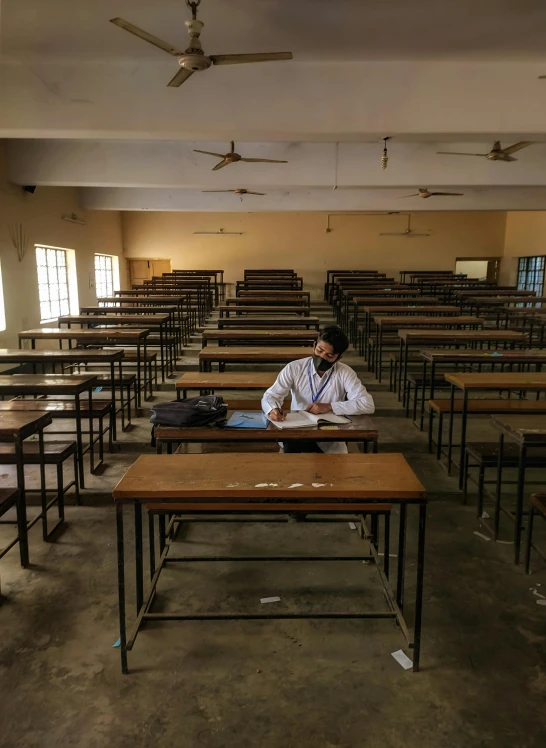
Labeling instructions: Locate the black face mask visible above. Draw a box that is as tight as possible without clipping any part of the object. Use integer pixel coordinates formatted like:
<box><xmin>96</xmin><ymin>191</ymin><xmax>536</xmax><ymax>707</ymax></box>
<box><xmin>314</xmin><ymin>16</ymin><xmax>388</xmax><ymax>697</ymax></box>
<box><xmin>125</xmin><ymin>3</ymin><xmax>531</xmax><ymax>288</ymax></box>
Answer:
<box><xmin>312</xmin><ymin>353</ymin><xmax>336</xmax><ymax>374</ymax></box>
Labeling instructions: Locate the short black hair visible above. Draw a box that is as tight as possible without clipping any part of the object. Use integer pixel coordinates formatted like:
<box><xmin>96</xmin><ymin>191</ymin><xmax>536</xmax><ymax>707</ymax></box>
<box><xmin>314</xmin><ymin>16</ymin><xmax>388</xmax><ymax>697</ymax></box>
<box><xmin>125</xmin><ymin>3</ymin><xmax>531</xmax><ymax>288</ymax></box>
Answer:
<box><xmin>317</xmin><ymin>326</ymin><xmax>349</xmax><ymax>356</ymax></box>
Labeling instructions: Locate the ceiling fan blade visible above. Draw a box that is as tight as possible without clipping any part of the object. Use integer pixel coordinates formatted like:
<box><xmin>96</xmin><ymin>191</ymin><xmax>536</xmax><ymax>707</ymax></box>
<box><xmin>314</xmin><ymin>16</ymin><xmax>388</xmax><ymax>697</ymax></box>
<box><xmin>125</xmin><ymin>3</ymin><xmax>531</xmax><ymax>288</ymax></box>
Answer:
<box><xmin>239</xmin><ymin>158</ymin><xmax>288</xmax><ymax>164</ymax></box>
<box><xmin>167</xmin><ymin>68</ymin><xmax>195</xmax><ymax>87</ymax></box>
<box><xmin>110</xmin><ymin>18</ymin><xmax>182</xmax><ymax>56</ymax></box>
<box><xmin>502</xmin><ymin>141</ymin><xmax>534</xmax><ymax>156</ymax></box>
<box><xmin>210</xmin><ymin>52</ymin><xmax>293</xmax><ymax>65</ymax></box>
<box><xmin>436</xmin><ymin>151</ymin><xmax>488</xmax><ymax>157</ymax></box>
<box><xmin>539</xmin><ymin>75</ymin><xmax>546</xmax><ymax>79</ymax></box>
<box><xmin>202</xmin><ymin>190</ymin><xmax>235</xmax><ymax>193</ymax></box>
<box><xmin>212</xmin><ymin>159</ymin><xmax>230</xmax><ymax>171</ymax></box>
<box><xmin>246</xmin><ymin>191</ymin><xmax>266</xmax><ymax>195</ymax></box>
<box><xmin>194</xmin><ymin>150</ymin><xmax>229</xmax><ymax>158</ymax></box>
<box><xmin>398</xmin><ymin>194</ymin><xmax>420</xmax><ymax>198</ymax></box>
<box><xmin>430</xmin><ymin>192</ymin><xmax>464</xmax><ymax>196</ymax></box>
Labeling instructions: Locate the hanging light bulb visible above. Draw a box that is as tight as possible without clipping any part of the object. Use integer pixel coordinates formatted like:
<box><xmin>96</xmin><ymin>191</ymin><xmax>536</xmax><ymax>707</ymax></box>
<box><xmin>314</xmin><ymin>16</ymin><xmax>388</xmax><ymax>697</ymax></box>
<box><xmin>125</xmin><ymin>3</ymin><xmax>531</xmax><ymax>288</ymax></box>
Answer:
<box><xmin>381</xmin><ymin>137</ymin><xmax>390</xmax><ymax>170</ymax></box>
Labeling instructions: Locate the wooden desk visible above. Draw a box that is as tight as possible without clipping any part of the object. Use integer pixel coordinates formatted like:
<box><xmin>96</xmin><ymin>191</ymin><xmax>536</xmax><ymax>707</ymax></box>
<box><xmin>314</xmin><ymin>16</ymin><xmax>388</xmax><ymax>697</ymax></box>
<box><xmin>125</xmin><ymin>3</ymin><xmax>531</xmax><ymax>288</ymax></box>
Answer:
<box><xmin>222</xmin><ymin>302</ymin><xmax>310</xmax><ymax>314</ymax></box>
<box><xmin>97</xmin><ymin>296</ymin><xmax>192</xmax><ymax>333</ymax></box>
<box><xmin>154</xmin><ymin>413</ymin><xmax>378</xmax><ymax>453</ymax></box>
<box><xmin>80</xmin><ymin>305</ymin><xmax>187</xmax><ymax>348</ymax></box>
<box><xmin>444</xmin><ymin>372</ymin><xmax>546</xmax><ymax>491</ymax></box>
<box><xmin>397</xmin><ymin>329</ymin><xmax>528</xmax><ymax>401</ymax></box>
<box><xmin>371</xmin><ymin>316</ymin><xmax>483</xmax><ymax>383</ymax></box>
<box><xmin>175</xmin><ymin>372</ymin><xmax>277</xmax><ymax>398</ymax></box>
<box><xmin>217</xmin><ymin>316</ymin><xmax>320</xmax><ymax>330</ymax></box>
<box><xmin>0</xmin><ymin>412</ymin><xmax>52</xmax><ymax>565</ymax></box>
<box><xmin>18</xmin><ymin>328</ymin><xmax>150</xmax><ymax>407</ymax></box>
<box><xmin>492</xmin><ymin>415</ymin><xmax>546</xmax><ymax>564</ymax></box>
<box><xmin>0</xmin><ymin>348</ymin><xmax>125</xmax><ymax>440</ymax></box>
<box><xmin>113</xmin><ymin>452</ymin><xmax>427</xmax><ymax>674</ymax></box>
<box><xmin>357</xmin><ymin>305</ymin><xmax>460</xmax><ymax>350</ymax></box>
<box><xmin>418</xmin><ymin>349</ymin><xmax>546</xmax><ymax>431</ymax></box>
<box><xmin>202</xmin><ymin>329</ymin><xmax>319</xmax><ymax>347</ymax></box>
<box><xmin>199</xmin><ymin>346</ymin><xmax>312</xmax><ymax>372</ymax></box>
<box><xmin>58</xmin><ymin>315</ymin><xmax>172</xmax><ymax>382</ymax></box>
<box><xmin>0</xmin><ymin>374</ymin><xmax>98</xmax><ymax>487</ymax></box>
<box><xmin>350</xmin><ymin>297</ymin><xmax>440</xmax><ymax>344</ymax></box>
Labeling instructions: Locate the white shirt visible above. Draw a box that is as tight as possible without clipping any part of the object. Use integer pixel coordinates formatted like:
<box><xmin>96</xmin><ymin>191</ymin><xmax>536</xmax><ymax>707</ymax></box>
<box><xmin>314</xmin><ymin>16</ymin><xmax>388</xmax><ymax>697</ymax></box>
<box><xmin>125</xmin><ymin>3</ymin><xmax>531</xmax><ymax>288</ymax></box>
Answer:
<box><xmin>261</xmin><ymin>356</ymin><xmax>375</xmax><ymax>454</ymax></box>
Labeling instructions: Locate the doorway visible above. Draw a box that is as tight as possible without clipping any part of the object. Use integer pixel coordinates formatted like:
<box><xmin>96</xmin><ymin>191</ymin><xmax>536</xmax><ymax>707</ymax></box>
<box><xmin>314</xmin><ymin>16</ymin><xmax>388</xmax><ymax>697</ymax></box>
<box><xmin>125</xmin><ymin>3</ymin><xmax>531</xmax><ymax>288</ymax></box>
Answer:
<box><xmin>127</xmin><ymin>258</ymin><xmax>172</xmax><ymax>286</ymax></box>
<box><xmin>455</xmin><ymin>258</ymin><xmax>501</xmax><ymax>283</ymax></box>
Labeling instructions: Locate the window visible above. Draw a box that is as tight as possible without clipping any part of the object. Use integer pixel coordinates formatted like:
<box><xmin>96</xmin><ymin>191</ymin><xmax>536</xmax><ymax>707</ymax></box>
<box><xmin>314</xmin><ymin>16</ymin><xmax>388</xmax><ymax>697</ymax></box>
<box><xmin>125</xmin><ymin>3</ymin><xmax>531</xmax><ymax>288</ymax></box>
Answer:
<box><xmin>517</xmin><ymin>256</ymin><xmax>545</xmax><ymax>296</ymax></box>
<box><xmin>0</xmin><ymin>262</ymin><xmax>6</xmax><ymax>332</ymax></box>
<box><xmin>94</xmin><ymin>254</ymin><xmax>116</xmax><ymax>299</ymax></box>
<box><xmin>36</xmin><ymin>245</ymin><xmax>78</xmax><ymax>322</ymax></box>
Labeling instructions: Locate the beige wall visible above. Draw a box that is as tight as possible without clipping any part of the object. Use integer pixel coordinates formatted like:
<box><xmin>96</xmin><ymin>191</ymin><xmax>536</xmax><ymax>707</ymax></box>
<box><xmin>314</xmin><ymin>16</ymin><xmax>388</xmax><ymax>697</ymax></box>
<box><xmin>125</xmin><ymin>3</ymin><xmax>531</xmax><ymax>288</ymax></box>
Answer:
<box><xmin>0</xmin><ymin>143</ymin><xmax>126</xmax><ymax>348</ymax></box>
<box><xmin>122</xmin><ymin>211</ymin><xmax>507</xmax><ymax>296</ymax></box>
<box><xmin>501</xmin><ymin>212</ymin><xmax>546</xmax><ymax>285</ymax></box>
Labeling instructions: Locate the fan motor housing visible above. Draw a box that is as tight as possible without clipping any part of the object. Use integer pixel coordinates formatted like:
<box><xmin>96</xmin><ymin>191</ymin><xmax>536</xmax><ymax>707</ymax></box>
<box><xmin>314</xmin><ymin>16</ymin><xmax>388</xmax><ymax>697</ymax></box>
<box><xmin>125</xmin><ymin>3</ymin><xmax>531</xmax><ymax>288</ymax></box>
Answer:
<box><xmin>178</xmin><ymin>54</ymin><xmax>212</xmax><ymax>71</ymax></box>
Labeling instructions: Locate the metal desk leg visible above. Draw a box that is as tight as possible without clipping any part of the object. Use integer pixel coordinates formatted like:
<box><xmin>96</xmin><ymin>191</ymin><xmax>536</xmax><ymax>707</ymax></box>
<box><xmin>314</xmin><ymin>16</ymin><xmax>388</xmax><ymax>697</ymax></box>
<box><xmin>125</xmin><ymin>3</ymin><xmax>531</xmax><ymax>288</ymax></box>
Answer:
<box><xmin>419</xmin><ymin>358</ymin><xmax>428</xmax><ymax>431</ymax></box>
<box><xmin>494</xmin><ymin>433</ymin><xmax>504</xmax><ymax>541</ymax></box>
<box><xmin>447</xmin><ymin>385</ymin><xmax>456</xmax><ymax>474</ymax></box>
<box><xmin>38</xmin><ymin>428</ymin><xmax>47</xmax><ymax>541</ymax></box>
<box><xmin>136</xmin><ymin>342</ymin><xmax>142</xmax><ymax>409</ymax></box>
<box><xmin>397</xmin><ymin>339</ymin><xmax>404</xmax><ymax>400</ymax></box>
<box><xmin>514</xmin><ymin>445</ymin><xmax>527</xmax><ymax>565</ymax></box>
<box><xmin>116</xmin><ymin>503</ymin><xmax>128</xmax><ymax>674</ymax></box>
<box><xmin>88</xmin><ymin>386</ymin><xmax>95</xmax><ymax>473</ymax></box>
<box><xmin>110</xmin><ymin>360</ymin><xmax>117</xmax><ymax>442</ymax></box>
<box><xmin>75</xmin><ymin>392</ymin><xmax>85</xmax><ymax>489</ymax></box>
<box><xmin>396</xmin><ymin>504</ymin><xmax>407</xmax><ymax>611</ymax></box>
<box><xmin>412</xmin><ymin>502</ymin><xmax>427</xmax><ymax>672</ymax></box>
<box><xmin>14</xmin><ymin>437</ymin><xmax>29</xmax><ymax>568</ymax></box>
<box><xmin>458</xmin><ymin>389</ymin><xmax>469</xmax><ymax>489</ymax></box>
<box><xmin>118</xmin><ymin>359</ymin><xmax>126</xmax><ymax>432</ymax></box>
<box><xmin>135</xmin><ymin>503</ymin><xmax>144</xmax><ymax>612</ymax></box>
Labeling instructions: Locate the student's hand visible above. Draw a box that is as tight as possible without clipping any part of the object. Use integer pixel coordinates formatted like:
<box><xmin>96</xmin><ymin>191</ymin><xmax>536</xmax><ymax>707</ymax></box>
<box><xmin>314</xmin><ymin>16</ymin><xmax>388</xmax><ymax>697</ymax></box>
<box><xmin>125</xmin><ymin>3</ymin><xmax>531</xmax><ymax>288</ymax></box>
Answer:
<box><xmin>307</xmin><ymin>403</ymin><xmax>333</xmax><ymax>415</ymax></box>
<box><xmin>268</xmin><ymin>408</ymin><xmax>285</xmax><ymax>421</ymax></box>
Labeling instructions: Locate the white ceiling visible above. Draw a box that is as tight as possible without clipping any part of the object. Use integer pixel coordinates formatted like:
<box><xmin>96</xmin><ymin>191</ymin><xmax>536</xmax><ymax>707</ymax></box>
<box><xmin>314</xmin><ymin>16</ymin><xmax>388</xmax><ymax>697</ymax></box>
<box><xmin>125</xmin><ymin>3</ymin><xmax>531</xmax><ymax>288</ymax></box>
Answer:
<box><xmin>2</xmin><ymin>0</ymin><xmax>546</xmax><ymax>211</ymax></box>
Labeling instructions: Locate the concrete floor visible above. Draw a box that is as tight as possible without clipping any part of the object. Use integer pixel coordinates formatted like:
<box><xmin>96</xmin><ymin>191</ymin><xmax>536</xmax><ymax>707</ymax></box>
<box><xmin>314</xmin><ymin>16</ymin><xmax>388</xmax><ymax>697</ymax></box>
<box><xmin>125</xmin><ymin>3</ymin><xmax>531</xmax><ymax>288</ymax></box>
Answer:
<box><xmin>0</xmin><ymin>305</ymin><xmax>545</xmax><ymax>747</ymax></box>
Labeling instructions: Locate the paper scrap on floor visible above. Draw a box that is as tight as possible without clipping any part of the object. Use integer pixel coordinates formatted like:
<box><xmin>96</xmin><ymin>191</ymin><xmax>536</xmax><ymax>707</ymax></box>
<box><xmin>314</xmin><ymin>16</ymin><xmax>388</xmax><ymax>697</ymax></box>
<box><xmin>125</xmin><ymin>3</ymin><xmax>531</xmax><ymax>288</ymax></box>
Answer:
<box><xmin>391</xmin><ymin>650</ymin><xmax>413</xmax><ymax>670</ymax></box>
<box><xmin>260</xmin><ymin>596</ymin><xmax>281</xmax><ymax>604</ymax></box>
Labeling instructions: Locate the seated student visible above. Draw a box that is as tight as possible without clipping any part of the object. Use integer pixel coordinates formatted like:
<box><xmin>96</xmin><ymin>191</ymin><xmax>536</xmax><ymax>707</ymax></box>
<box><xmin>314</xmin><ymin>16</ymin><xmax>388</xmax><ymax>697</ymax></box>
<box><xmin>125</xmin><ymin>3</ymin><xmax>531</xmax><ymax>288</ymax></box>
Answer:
<box><xmin>261</xmin><ymin>325</ymin><xmax>375</xmax><ymax>454</ymax></box>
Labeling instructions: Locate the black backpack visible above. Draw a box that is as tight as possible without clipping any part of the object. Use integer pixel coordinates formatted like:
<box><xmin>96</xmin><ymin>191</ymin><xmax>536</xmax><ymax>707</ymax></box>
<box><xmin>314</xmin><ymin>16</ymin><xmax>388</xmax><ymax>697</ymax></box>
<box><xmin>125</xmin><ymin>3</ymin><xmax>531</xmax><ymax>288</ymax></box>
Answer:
<box><xmin>150</xmin><ymin>395</ymin><xmax>228</xmax><ymax>428</ymax></box>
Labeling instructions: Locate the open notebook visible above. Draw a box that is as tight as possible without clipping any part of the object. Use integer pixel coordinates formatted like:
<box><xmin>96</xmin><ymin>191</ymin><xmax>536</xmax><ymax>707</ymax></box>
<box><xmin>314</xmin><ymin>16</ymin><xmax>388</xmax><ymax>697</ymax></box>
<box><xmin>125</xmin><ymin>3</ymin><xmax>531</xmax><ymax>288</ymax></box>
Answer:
<box><xmin>267</xmin><ymin>410</ymin><xmax>350</xmax><ymax>430</ymax></box>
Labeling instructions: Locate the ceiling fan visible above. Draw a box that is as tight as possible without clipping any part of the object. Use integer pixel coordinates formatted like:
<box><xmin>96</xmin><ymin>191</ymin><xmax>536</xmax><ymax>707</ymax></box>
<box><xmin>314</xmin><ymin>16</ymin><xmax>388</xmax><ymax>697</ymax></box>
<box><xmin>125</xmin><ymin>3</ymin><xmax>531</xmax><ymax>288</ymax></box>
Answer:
<box><xmin>399</xmin><ymin>188</ymin><xmax>464</xmax><ymax>199</ymax></box>
<box><xmin>202</xmin><ymin>188</ymin><xmax>266</xmax><ymax>200</ymax></box>
<box><xmin>437</xmin><ymin>140</ymin><xmax>534</xmax><ymax>162</ymax></box>
<box><xmin>110</xmin><ymin>0</ymin><xmax>293</xmax><ymax>88</ymax></box>
<box><xmin>194</xmin><ymin>141</ymin><xmax>288</xmax><ymax>170</ymax></box>
<box><xmin>380</xmin><ymin>215</ymin><xmax>430</xmax><ymax>237</ymax></box>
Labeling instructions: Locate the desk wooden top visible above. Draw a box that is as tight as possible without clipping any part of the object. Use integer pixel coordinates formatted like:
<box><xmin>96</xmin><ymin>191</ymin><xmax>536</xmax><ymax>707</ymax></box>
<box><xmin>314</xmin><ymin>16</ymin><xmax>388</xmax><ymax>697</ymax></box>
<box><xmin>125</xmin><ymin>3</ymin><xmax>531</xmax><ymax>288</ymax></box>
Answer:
<box><xmin>0</xmin><ymin>374</ymin><xmax>98</xmax><ymax>394</ymax></box>
<box><xmin>113</xmin><ymin>453</ymin><xmax>426</xmax><ymax>503</ymax></box>
<box><xmin>80</xmin><ymin>306</ymin><xmax>177</xmax><ymax>315</ymax></box>
<box><xmin>398</xmin><ymin>329</ymin><xmax>528</xmax><ymax>342</ymax></box>
<box><xmin>466</xmin><ymin>296</ymin><xmax>545</xmax><ymax>305</ymax></box>
<box><xmin>373</xmin><ymin>315</ymin><xmax>482</xmax><ymax>327</ymax></box>
<box><xmin>217</xmin><ymin>316</ymin><xmax>319</xmax><ymax>327</ymax></box>
<box><xmin>58</xmin><ymin>315</ymin><xmax>168</xmax><ymax>326</ymax></box>
<box><xmin>156</xmin><ymin>413</ymin><xmax>377</xmax><ymax>442</ymax></box>
<box><xmin>198</xmin><ymin>347</ymin><xmax>312</xmax><ymax>362</ymax></box>
<box><xmin>202</xmin><ymin>330</ymin><xmax>318</xmax><ymax>343</ymax></box>
<box><xmin>362</xmin><ymin>305</ymin><xmax>459</xmax><ymax>314</ymax></box>
<box><xmin>445</xmin><ymin>372</ymin><xmax>546</xmax><ymax>390</ymax></box>
<box><xmin>219</xmin><ymin>305</ymin><xmax>311</xmax><ymax>315</ymax></box>
<box><xmin>0</xmin><ymin>348</ymin><xmax>124</xmax><ymax>363</ymax></box>
<box><xmin>455</xmin><ymin>289</ymin><xmax>530</xmax><ymax>297</ymax></box>
<box><xmin>421</xmin><ymin>349</ymin><xmax>546</xmax><ymax>363</ymax></box>
<box><xmin>18</xmin><ymin>327</ymin><xmax>150</xmax><ymax>340</ymax></box>
<box><xmin>238</xmin><ymin>290</ymin><xmax>310</xmax><ymax>297</ymax></box>
<box><xmin>491</xmin><ymin>415</ymin><xmax>546</xmax><ymax>443</ymax></box>
<box><xmin>176</xmin><ymin>372</ymin><xmax>277</xmax><ymax>389</ymax></box>
<box><xmin>99</xmin><ymin>296</ymin><xmax>187</xmax><ymax>305</ymax></box>
<box><xmin>0</xmin><ymin>411</ymin><xmax>52</xmax><ymax>439</ymax></box>
<box><xmin>351</xmin><ymin>293</ymin><xmax>429</xmax><ymax>301</ymax></box>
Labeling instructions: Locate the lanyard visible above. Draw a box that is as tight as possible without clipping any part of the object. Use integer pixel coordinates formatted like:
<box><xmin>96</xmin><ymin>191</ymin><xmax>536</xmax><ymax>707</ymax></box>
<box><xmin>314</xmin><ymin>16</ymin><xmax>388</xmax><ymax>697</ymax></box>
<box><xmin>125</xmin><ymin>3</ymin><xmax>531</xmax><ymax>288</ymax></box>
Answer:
<box><xmin>307</xmin><ymin>360</ymin><xmax>334</xmax><ymax>404</ymax></box>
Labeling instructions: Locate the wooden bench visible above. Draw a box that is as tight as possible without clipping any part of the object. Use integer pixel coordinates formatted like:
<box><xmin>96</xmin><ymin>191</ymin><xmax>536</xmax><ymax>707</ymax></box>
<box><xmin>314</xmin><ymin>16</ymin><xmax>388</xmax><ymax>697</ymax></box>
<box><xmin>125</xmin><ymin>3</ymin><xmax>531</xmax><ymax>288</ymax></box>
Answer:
<box><xmin>0</xmin><ymin>488</ymin><xmax>25</xmax><ymax>566</ymax></box>
<box><xmin>0</xmin><ymin>399</ymin><xmax>113</xmax><ymax>462</ymax></box>
<box><xmin>463</xmin><ymin>442</ymin><xmax>546</xmax><ymax>517</ymax></box>
<box><xmin>525</xmin><ymin>494</ymin><xmax>546</xmax><ymax>574</ymax></box>
<box><xmin>427</xmin><ymin>398</ymin><xmax>546</xmax><ymax>457</ymax></box>
<box><xmin>0</xmin><ymin>441</ymin><xmax>79</xmax><ymax>540</ymax></box>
